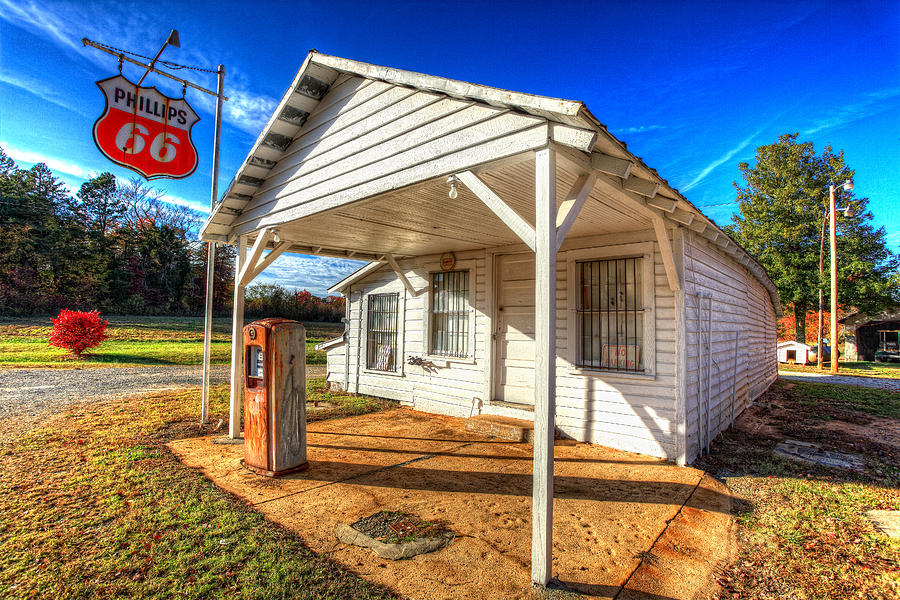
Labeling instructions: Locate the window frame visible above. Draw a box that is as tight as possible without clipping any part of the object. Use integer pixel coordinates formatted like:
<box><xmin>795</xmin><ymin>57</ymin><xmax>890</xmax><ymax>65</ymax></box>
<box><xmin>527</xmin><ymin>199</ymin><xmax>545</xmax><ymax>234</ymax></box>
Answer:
<box><xmin>360</xmin><ymin>288</ymin><xmax>406</xmax><ymax>377</ymax></box>
<box><xmin>423</xmin><ymin>259</ymin><xmax>477</xmax><ymax>364</ymax></box>
<box><xmin>566</xmin><ymin>242</ymin><xmax>656</xmax><ymax>378</ymax></box>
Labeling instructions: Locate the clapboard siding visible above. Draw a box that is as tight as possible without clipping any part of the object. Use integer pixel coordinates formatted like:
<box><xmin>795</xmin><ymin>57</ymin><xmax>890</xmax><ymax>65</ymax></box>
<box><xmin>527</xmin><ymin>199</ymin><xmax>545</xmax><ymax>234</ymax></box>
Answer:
<box><xmin>232</xmin><ymin>79</ymin><xmax>548</xmax><ymax>234</ymax></box>
<box><xmin>683</xmin><ymin>232</ymin><xmax>777</xmax><ymax>462</ymax></box>
<box><xmin>324</xmin><ymin>230</ymin><xmax>681</xmax><ymax>460</ymax></box>
<box><xmin>325</xmin><ymin>344</ymin><xmax>345</xmax><ymax>388</ymax></box>
<box><xmin>321</xmin><ymin>226</ymin><xmax>777</xmax><ymax>463</ymax></box>
<box><xmin>555</xmin><ymin>235</ymin><xmax>677</xmax><ymax>459</ymax></box>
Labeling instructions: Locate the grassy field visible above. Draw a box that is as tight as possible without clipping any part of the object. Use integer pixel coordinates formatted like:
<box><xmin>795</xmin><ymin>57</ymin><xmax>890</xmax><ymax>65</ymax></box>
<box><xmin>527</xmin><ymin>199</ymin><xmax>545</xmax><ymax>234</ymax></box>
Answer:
<box><xmin>779</xmin><ymin>360</ymin><xmax>900</xmax><ymax>379</ymax></box>
<box><xmin>0</xmin><ymin>379</ymin><xmax>396</xmax><ymax>600</ymax></box>
<box><xmin>697</xmin><ymin>380</ymin><xmax>900</xmax><ymax>599</ymax></box>
<box><xmin>0</xmin><ymin>316</ymin><xmax>344</xmax><ymax>369</ymax></box>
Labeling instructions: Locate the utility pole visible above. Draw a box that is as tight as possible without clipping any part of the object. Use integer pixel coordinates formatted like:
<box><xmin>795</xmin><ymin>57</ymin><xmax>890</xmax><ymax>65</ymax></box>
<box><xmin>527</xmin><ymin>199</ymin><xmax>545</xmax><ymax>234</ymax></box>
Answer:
<box><xmin>201</xmin><ymin>64</ymin><xmax>225</xmax><ymax>424</ymax></box>
<box><xmin>829</xmin><ymin>183</ymin><xmax>838</xmax><ymax>374</ymax></box>
<box><xmin>817</xmin><ymin>214</ymin><xmax>826</xmax><ymax>371</ymax></box>
<box><xmin>828</xmin><ymin>179</ymin><xmax>855</xmax><ymax>375</ymax></box>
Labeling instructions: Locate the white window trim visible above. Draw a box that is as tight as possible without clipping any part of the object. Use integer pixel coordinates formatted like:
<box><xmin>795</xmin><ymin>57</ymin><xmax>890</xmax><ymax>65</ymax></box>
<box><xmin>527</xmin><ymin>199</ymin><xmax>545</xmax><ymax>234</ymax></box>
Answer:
<box><xmin>360</xmin><ymin>289</ymin><xmax>406</xmax><ymax>377</ymax></box>
<box><xmin>566</xmin><ymin>242</ymin><xmax>656</xmax><ymax>379</ymax></box>
<box><xmin>422</xmin><ymin>258</ymin><xmax>477</xmax><ymax>365</ymax></box>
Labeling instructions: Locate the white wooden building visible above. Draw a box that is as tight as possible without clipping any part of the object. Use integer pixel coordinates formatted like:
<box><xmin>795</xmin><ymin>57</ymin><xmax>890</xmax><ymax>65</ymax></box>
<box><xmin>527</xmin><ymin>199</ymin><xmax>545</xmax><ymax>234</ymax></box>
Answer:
<box><xmin>199</xmin><ymin>51</ymin><xmax>780</xmax><ymax>586</ymax></box>
<box><xmin>776</xmin><ymin>340</ymin><xmax>813</xmax><ymax>365</ymax></box>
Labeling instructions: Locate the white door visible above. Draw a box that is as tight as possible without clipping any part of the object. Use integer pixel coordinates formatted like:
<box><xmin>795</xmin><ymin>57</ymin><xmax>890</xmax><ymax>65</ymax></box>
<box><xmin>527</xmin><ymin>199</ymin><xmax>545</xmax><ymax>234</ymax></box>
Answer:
<box><xmin>494</xmin><ymin>253</ymin><xmax>535</xmax><ymax>405</ymax></box>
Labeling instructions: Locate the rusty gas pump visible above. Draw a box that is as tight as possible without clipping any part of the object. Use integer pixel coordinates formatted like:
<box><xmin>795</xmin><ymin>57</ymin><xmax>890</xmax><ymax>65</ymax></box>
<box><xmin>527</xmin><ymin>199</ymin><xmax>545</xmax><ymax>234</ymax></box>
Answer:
<box><xmin>242</xmin><ymin>318</ymin><xmax>308</xmax><ymax>477</ymax></box>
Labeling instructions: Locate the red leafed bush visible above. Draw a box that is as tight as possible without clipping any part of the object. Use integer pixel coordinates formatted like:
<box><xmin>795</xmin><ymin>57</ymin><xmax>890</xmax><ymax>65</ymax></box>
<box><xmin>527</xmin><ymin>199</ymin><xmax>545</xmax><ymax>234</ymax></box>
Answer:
<box><xmin>49</xmin><ymin>309</ymin><xmax>109</xmax><ymax>355</ymax></box>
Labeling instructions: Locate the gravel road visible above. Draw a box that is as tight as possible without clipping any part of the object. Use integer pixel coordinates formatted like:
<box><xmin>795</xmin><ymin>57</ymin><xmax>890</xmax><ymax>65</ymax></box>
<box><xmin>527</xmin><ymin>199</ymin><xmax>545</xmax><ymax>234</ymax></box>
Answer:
<box><xmin>778</xmin><ymin>370</ymin><xmax>900</xmax><ymax>392</ymax></box>
<box><xmin>0</xmin><ymin>364</ymin><xmax>326</xmax><ymax>435</ymax></box>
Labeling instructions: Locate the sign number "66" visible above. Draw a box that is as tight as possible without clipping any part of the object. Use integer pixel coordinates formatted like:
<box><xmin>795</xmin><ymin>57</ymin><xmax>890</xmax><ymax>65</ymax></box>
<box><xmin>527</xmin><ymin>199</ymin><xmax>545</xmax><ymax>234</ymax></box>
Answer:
<box><xmin>116</xmin><ymin>123</ymin><xmax>180</xmax><ymax>163</ymax></box>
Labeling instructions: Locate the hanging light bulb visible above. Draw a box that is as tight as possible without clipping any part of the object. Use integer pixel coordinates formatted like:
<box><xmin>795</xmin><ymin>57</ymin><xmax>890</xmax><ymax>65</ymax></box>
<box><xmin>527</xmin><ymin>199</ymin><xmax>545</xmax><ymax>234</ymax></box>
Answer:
<box><xmin>843</xmin><ymin>179</ymin><xmax>854</xmax><ymax>192</ymax></box>
<box><xmin>447</xmin><ymin>175</ymin><xmax>458</xmax><ymax>199</ymax></box>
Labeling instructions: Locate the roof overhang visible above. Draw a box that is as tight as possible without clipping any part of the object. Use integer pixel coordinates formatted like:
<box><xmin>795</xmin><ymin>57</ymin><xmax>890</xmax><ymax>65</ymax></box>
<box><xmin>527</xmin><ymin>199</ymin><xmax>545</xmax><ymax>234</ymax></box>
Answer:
<box><xmin>200</xmin><ymin>50</ymin><xmax>782</xmax><ymax>316</ymax></box>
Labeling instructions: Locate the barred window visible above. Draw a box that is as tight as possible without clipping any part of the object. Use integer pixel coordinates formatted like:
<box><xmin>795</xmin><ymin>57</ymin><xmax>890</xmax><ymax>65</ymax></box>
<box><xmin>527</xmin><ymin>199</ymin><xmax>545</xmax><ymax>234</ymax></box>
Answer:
<box><xmin>366</xmin><ymin>293</ymin><xmax>399</xmax><ymax>371</ymax></box>
<box><xmin>430</xmin><ymin>270</ymin><xmax>470</xmax><ymax>358</ymax></box>
<box><xmin>577</xmin><ymin>257</ymin><xmax>643</xmax><ymax>371</ymax></box>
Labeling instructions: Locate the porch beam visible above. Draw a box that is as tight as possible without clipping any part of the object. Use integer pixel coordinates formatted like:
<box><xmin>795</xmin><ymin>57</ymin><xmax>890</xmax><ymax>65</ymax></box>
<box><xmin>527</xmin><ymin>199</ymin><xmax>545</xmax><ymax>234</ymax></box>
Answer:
<box><xmin>555</xmin><ymin>172</ymin><xmax>597</xmax><ymax>252</ymax></box>
<box><xmin>591</xmin><ymin>152</ymin><xmax>633</xmax><ymax>179</ymax></box>
<box><xmin>247</xmin><ymin>240</ymin><xmax>291</xmax><ymax>282</ymax></box>
<box><xmin>238</xmin><ymin>228</ymin><xmax>272</xmax><ymax>286</ymax></box>
<box><xmin>548</xmin><ymin>122</ymin><xmax>598</xmax><ymax>153</ymax></box>
<box><xmin>669</xmin><ymin>207</ymin><xmax>695</xmax><ymax>226</ymax></box>
<box><xmin>688</xmin><ymin>218</ymin><xmax>709</xmax><ymax>234</ymax></box>
<box><xmin>623</xmin><ymin>175</ymin><xmax>659</xmax><ymax>199</ymax></box>
<box><xmin>647</xmin><ymin>196</ymin><xmax>677</xmax><ymax>213</ymax></box>
<box><xmin>456</xmin><ymin>170</ymin><xmax>536</xmax><ymax>251</ymax></box>
<box><xmin>652</xmin><ymin>218</ymin><xmax>682</xmax><ymax>291</ymax></box>
<box><xmin>383</xmin><ymin>254</ymin><xmax>425</xmax><ymax>297</ymax></box>
<box><xmin>229</xmin><ymin>236</ymin><xmax>247</xmax><ymax>439</ymax></box>
<box><xmin>531</xmin><ymin>145</ymin><xmax>557</xmax><ymax>587</ymax></box>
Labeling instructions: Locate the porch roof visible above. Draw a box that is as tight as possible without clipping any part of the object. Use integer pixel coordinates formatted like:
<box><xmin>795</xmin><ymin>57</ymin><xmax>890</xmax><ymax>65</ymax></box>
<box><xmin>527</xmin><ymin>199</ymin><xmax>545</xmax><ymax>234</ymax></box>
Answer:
<box><xmin>198</xmin><ymin>50</ymin><xmax>781</xmax><ymax>315</ymax></box>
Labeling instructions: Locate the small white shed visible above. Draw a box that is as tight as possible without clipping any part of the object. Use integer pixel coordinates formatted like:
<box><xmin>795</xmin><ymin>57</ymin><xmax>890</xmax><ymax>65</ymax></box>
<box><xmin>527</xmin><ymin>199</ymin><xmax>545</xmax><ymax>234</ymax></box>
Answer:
<box><xmin>776</xmin><ymin>340</ymin><xmax>813</xmax><ymax>365</ymax></box>
<box><xmin>199</xmin><ymin>51</ymin><xmax>781</xmax><ymax>586</ymax></box>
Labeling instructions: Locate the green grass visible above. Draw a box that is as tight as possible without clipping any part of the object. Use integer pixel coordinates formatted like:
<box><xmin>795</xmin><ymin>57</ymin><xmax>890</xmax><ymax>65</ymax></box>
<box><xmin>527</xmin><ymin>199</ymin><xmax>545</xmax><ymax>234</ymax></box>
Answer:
<box><xmin>0</xmin><ymin>316</ymin><xmax>343</xmax><ymax>368</ymax></box>
<box><xmin>0</xmin><ymin>381</ymin><xmax>396</xmax><ymax>600</ymax></box>
<box><xmin>779</xmin><ymin>360</ymin><xmax>900</xmax><ymax>379</ymax></box>
<box><xmin>789</xmin><ymin>380</ymin><xmax>900</xmax><ymax>419</ymax></box>
<box><xmin>697</xmin><ymin>380</ymin><xmax>900</xmax><ymax>598</ymax></box>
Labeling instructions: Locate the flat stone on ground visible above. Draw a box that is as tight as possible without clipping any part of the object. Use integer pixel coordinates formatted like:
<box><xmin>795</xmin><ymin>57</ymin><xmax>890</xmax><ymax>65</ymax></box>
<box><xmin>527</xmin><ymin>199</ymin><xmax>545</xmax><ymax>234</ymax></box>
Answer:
<box><xmin>773</xmin><ymin>439</ymin><xmax>865</xmax><ymax>471</ymax></box>
<box><xmin>866</xmin><ymin>510</ymin><xmax>900</xmax><ymax>538</ymax></box>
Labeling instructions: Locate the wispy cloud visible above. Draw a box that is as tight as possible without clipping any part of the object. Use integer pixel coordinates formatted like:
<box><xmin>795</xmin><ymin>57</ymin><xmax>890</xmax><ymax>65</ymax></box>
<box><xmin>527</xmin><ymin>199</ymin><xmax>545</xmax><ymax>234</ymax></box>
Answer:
<box><xmin>618</xmin><ymin>124</ymin><xmax>667</xmax><ymax>134</ymax></box>
<box><xmin>0</xmin><ymin>0</ymin><xmax>278</xmax><ymax>134</ymax></box>
<box><xmin>160</xmin><ymin>193</ymin><xmax>211</xmax><ymax>215</ymax></box>
<box><xmin>680</xmin><ymin>126</ymin><xmax>765</xmax><ymax>192</ymax></box>
<box><xmin>0</xmin><ymin>70</ymin><xmax>89</xmax><ymax>117</ymax></box>
<box><xmin>884</xmin><ymin>231</ymin><xmax>900</xmax><ymax>251</ymax></box>
<box><xmin>253</xmin><ymin>254</ymin><xmax>366</xmax><ymax>297</ymax></box>
<box><xmin>1</xmin><ymin>142</ymin><xmax>88</xmax><ymax>177</ymax></box>
<box><xmin>802</xmin><ymin>87</ymin><xmax>900</xmax><ymax>136</ymax></box>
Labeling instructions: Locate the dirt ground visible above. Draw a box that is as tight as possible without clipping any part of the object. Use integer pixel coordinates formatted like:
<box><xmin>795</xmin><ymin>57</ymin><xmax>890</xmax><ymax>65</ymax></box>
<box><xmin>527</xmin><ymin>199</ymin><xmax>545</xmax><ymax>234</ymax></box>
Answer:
<box><xmin>169</xmin><ymin>408</ymin><xmax>735</xmax><ymax>600</ymax></box>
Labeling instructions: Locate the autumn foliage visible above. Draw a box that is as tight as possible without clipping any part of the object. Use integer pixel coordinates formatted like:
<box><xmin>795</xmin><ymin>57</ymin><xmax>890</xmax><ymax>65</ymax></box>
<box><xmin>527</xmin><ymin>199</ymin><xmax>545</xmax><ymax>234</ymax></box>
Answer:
<box><xmin>49</xmin><ymin>309</ymin><xmax>109</xmax><ymax>355</ymax></box>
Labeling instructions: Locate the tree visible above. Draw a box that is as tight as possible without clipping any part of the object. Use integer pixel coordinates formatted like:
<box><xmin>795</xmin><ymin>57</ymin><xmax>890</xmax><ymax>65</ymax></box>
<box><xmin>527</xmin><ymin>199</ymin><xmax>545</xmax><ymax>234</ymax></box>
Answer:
<box><xmin>727</xmin><ymin>133</ymin><xmax>899</xmax><ymax>343</ymax></box>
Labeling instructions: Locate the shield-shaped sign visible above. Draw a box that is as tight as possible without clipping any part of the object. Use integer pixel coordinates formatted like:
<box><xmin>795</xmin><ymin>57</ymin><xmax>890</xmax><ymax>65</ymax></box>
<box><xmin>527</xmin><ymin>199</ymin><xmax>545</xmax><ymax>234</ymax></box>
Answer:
<box><xmin>92</xmin><ymin>74</ymin><xmax>200</xmax><ymax>180</ymax></box>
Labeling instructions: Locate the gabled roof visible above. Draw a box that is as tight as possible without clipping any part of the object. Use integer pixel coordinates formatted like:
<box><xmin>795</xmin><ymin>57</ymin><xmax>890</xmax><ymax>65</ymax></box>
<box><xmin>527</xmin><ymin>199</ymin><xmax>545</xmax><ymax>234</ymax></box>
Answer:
<box><xmin>202</xmin><ymin>50</ymin><xmax>782</xmax><ymax>316</ymax></box>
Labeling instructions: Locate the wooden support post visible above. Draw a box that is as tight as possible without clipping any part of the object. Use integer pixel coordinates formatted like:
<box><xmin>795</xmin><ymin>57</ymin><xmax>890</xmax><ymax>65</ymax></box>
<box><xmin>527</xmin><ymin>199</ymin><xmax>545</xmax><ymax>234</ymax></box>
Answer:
<box><xmin>531</xmin><ymin>145</ymin><xmax>557</xmax><ymax>587</ymax></box>
<box><xmin>229</xmin><ymin>236</ymin><xmax>247</xmax><ymax>439</ymax></box>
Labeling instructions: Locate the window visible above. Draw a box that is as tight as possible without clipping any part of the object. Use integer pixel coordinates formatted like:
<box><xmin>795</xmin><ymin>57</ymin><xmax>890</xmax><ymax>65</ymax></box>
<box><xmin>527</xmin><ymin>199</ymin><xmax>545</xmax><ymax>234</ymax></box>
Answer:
<box><xmin>576</xmin><ymin>257</ymin><xmax>643</xmax><ymax>371</ymax></box>
<box><xmin>366</xmin><ymin>293</ymin><xmax>399</xmax><ymax>371</ymax></box>
<box><xmin>430</xmin><ymin>270</ymin><xmax>470</xmax><ymax>358</ymax></box>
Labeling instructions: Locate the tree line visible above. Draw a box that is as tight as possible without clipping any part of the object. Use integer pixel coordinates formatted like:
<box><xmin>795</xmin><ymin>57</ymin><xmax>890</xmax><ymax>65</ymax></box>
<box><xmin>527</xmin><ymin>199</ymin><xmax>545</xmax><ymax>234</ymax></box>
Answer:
<box><xmin>0</xmin><ymin>149</ymin><xmax>344</xmax><ymax>322</ymax></box>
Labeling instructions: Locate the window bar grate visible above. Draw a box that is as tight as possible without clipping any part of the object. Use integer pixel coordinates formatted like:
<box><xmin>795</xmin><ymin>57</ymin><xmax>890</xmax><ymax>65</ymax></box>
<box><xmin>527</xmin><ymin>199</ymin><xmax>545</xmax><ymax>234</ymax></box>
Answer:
<box><xmin>578</xmin><ymin>257</ymin><xmax>642</xmax><ymax>372</ymax></box>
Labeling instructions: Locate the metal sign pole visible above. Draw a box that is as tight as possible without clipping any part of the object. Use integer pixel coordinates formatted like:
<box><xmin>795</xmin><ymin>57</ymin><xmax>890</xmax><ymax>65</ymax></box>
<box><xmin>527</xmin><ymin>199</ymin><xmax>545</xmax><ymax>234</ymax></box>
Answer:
<box><xmin>201</xmin><ymin>64</ymin><xmax>225</xmax><ymax>424</ymax></box>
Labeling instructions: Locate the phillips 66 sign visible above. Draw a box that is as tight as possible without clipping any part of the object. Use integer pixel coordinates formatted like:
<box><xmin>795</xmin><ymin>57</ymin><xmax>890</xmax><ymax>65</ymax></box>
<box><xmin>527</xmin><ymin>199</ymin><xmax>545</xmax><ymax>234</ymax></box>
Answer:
<box><xmin>92</xmin><ymin>75</ymin><xmax>200</xmax><ymax>179</ymax></box>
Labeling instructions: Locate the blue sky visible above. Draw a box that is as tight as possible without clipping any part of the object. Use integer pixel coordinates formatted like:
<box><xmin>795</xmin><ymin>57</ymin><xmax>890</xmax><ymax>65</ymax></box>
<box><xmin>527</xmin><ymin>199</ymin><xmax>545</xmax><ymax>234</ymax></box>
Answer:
<box><xmin>2</xmin><ymin>0</ymin><xmax>898</xmax><ymax>296</ymax></box>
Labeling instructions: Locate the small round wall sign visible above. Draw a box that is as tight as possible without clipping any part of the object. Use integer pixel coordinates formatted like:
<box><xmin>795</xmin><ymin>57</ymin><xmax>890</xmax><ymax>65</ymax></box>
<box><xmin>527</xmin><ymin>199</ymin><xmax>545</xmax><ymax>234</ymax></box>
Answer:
<box><xmin>440</xmin><ymin>252</ymin><xmax>456</xmax><ymax>271</ymax></box>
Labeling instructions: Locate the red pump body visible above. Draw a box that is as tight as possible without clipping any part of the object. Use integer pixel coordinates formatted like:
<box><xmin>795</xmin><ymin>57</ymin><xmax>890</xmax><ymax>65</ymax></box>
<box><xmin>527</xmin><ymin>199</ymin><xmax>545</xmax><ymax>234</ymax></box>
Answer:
<box><xmin>243</xmin><ymin>318</ymin><xmax>308</xmax><ymax>476</ymax></box>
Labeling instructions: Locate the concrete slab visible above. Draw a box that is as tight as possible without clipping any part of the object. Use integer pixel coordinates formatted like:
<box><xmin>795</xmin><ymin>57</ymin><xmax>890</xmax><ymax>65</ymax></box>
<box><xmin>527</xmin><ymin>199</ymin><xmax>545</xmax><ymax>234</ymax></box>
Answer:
<box><xmin>773</xmin><ymin>439</ymin><xmax>865</xmax><ymax>472</ymax></box>
<box><xmin>168</xmin><ymin>407</ymin><xmax>735</xmax><ymax>600</ymax></box>
<box><xmin>466</xmin><ymin>414</ymin><xmax>535</xmax><ymax>441</ymax></box>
